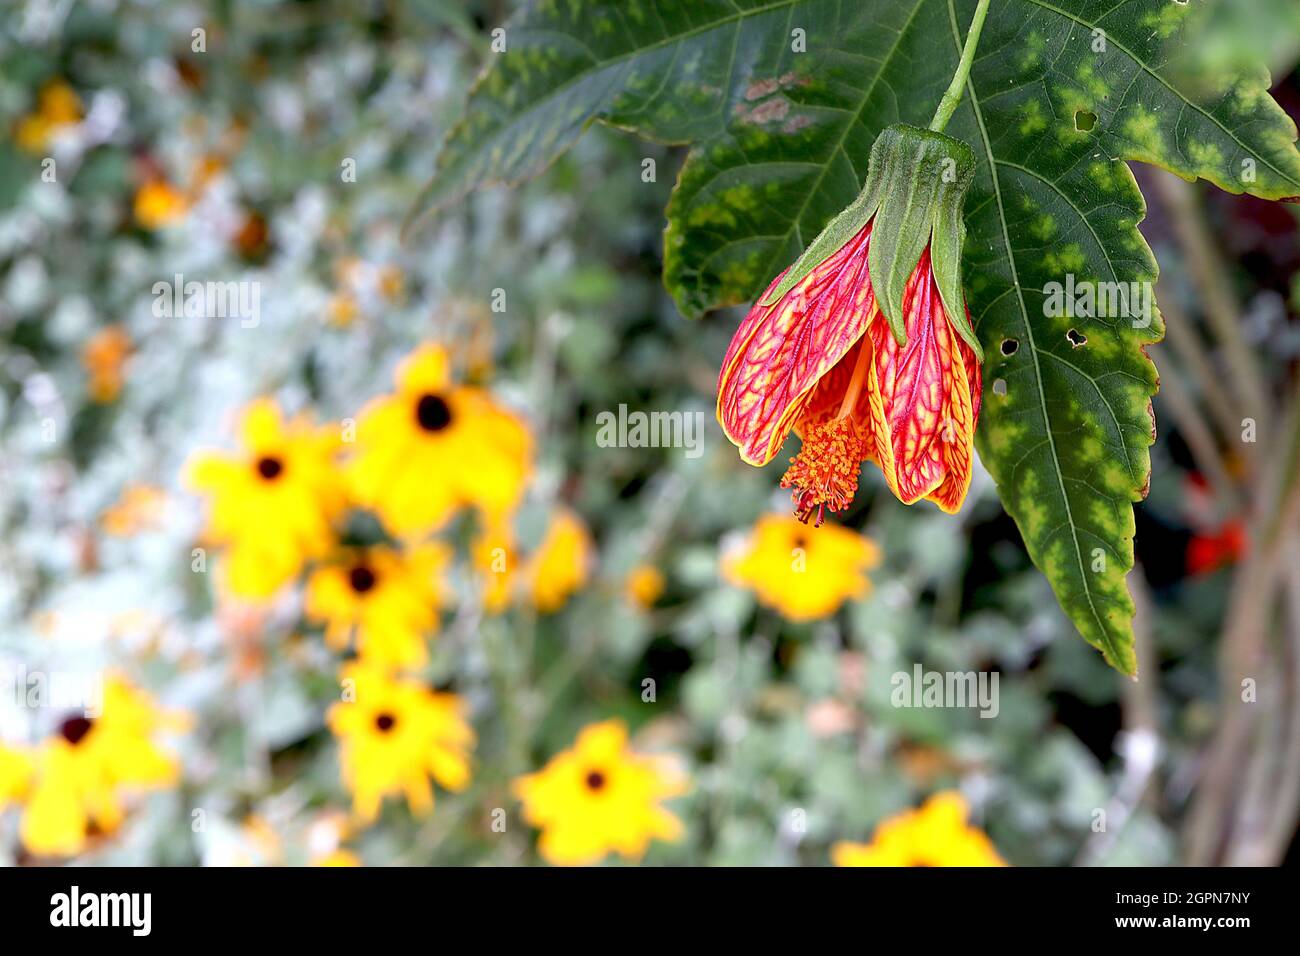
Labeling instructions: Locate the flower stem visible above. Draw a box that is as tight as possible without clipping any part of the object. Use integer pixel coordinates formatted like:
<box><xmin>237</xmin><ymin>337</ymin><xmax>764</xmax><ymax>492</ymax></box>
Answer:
<box><xmin>928</xmin><ymin>0</ymin><xmax>992</xmax><ymax>134</ymax></box>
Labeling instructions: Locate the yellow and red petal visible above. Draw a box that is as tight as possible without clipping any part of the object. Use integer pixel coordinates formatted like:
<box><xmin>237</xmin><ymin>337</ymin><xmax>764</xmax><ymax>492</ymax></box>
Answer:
<box><xmin>925</xmin><ymin>326</ymin><xmax>981</xmax><ymax>513</ymax></box>
<box><xmin>793</xmin><ymin>336</ymin><xmax>876</xmax><ymax>462</ymax></box>
<box><xmin>862</xmin><ymin>249</ymin><xmax>980</xmax><ymax>512</ymax></box>
<box><xmin>717</xmin><ymin>221</ymin><xmax>877</xmax><ymax>466</ymax></box>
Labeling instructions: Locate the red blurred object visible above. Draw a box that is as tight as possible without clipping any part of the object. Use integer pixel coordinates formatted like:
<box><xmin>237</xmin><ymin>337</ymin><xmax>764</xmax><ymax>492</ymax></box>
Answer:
<box><xmin>1186</xmin><ymin>520</ymin><xmax>1248</xmax><ymax>576</ymax></box>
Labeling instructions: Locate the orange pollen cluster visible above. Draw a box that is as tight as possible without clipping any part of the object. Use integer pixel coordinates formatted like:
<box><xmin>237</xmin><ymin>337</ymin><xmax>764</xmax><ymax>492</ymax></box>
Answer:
<box><xmin>780</xmin><ymin>416</ymin><xmax>870</xmax><ymax>526</ymax></box>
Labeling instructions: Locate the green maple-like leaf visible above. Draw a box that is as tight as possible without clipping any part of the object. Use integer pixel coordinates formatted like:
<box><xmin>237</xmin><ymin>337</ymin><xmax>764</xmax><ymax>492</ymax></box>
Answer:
<box><xmin>412</xmin><ymin>0</ymin><xmax>1300</xmax><ymax>675</ymax></box>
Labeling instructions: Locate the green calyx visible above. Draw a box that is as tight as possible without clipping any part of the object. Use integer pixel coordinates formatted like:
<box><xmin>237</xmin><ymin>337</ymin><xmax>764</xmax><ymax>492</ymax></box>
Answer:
<box><xmin>761</xmin><ymin>124</ymin><xmax>982</xmax><ymax>361</ymax></box>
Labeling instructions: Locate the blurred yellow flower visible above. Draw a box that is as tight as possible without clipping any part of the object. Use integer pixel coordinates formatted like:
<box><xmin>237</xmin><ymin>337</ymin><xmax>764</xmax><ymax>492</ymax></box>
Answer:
<box><xmin>526</xmin><ymin>508</ymin><xmax>592</xmax><ymax>613</ymax></box>
<box><xmin>624</xmin><ymin>563</ymin><xmax>665</xmax><ymax>609</ymax></box>
<box><xmin>328</xmin><ymin>663</ymin><xmax>474</xmax><ymax>824</ymax></box>
<box><xmin>305</xmin><ymin>543</ymin><xmax>451</xmax><ymax>670</ymax></box>
<box><xmin>20</xmin><ymin>676</ymin><xmax>183</xmax><ymax>858</ymax></box>
<box><xmin>327</xmin><ymin>293</ymin><xmax>359</xmax><ymax>328</ymax></box>
<box><xmin>514</xmin><ymin>719</ymin><xmax>687</xmax><ymax>866</ymax></box>
<box><xmin>82</xmin><ymin>325</ymin><xmax>132</xmax><ymax>403</ymax></box>
<box><xmin>378</xmin><ymin>265</ymin><xmax>405</xmax><ymax>302</ymax></box>
<box><xmin>185</xmin><ymin>399</ymin><xmax>346</xmax><ymax>601</ymax></box>
<box><xmin>475</xmin><ymin>509</ymin><xmax>593</xmax><ymax>614</ymax></box>
<box><xmin>134</xmin><ymin>178</ymin><xmax>189</xmax><ymax>229</ymax></box>
<box><xmin>313</xmin><ymin>849</ymin><xmax>361</xmax><ymax>866</ymax></box>
<box><xmin>831</xmin><ymin>791</ymin><xmax>1006</xmax><ymax>867</ymax></box>
<box><xmin>0</xmin><ymin>744</ymin><xmax>33</xmax><ymax>809</ymax></box>
<box><xmin>15</xmin><ymin>80</ymin><xmax>81</xmax><ymax>153</ymax></box>
<box><xmin>100</xmin><ymin>484</ymin><xmax>168</xmax><ymax>537</ymax></box>
<box><xmin>240</xmin><ymin>813</ymin><xmax>282</xmax><ymax>865</ymax></box>
<box><xmin>723</xmin><ymin>513</ymin><xmax>880</xmax><ymax>620</ymax></box>
<box><xmin>472</xmin><ymin>518</ymin><xmax>518</xmax><ymax>614</ymax></box>
<box><xmin>349</xmin><ymin>344</ymin><xmax>532</xmax><ymax>537</ymax></box>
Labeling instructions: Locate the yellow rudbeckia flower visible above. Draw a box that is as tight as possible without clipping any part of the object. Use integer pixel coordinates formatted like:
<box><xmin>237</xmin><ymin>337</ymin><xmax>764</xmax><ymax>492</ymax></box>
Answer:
<box><xmin>473</xmin><ymin>508</ymin><xmax>593</xmax><ymax>614</ymax></box>
<box><xmin>0</xmin><ymin>743</ymin><xmax>33</xmax><ymax>809</ymax></box>
<box><xmin>472</xmin><ymin>517</ymin><xmax>519</xmax><ymax>614</ymax></box>
<box><xmin>305</xmin><ymin>543</ymin><xmax>451</xmax><ymax>670</ymax></box>
<box><xmin>349</xmin><ymin>344</ymin><xmax>532</xmax><ymax>537</ymax></box>
<box><xmin>20</xmin><ymin>676</ymin><xmax>183</xmax><ymax>858</ymax></box>
<box><xmin>831</xmin><ymin>791</ymin><xmax>1007</xmax><ymax>867</ymax></box>
<box><xmin>526</xmin><ymin>508</ymin><xmax>592</xmax><ymax>613</ymax></box>
<box><xmin>327</xmin><ymin>663</ymin><xmax>474</xmax><ymax>824</ymax></box>
<box><xmin>514</xmin><ymin>719</ymin><xmax>687</xmax><ymax>866</ymax></box>
<box><xmin>723</xmin><ymin>513</ymin><xmax>880</xmax><ymax>620</ymax></box>
<box><xmin>186</xmin><ymin>399</ymin><xmax>347</xmax><ymax>601</ymax></box>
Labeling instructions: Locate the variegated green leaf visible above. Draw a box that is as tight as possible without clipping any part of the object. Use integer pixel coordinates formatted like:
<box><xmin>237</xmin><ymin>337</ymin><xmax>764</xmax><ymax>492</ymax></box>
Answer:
<box><xmin>413</xmin><ymin>0</ymin><xmax>1300</xmax><ymax>674</ymax></box>
<box><xmin>946</xmin><ymin>0</ymin><xmax>1300</xmax><ymax>674</ymax></box>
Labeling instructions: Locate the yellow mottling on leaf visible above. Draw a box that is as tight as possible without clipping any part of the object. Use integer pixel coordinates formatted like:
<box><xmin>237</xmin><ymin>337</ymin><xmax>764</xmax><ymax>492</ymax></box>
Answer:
<box><xmin>1188</xmin><ymin>140</ymin><xmax>1225</xmax><ymax>172</ymax></box>
<box><xmin>687</xmin><ymin>203</ymin><xmax>737</xmax><ymax>229</ymax></box>
<box><xmin>1074</xmin><ymin>434</ymin><xmax>1103</xmax><ymax>465</ymax></box>
<box><xmin>1075</xmin><ymin>62</ymin><xmax>1109</xmax><ymax>101</ymax></box>
<box><xmin>1040</xmin><ymin>534</ymin><xmax>1069</xmax><ymax>584</ymax></box>
<box><xmin>1099</xmin><ymin>459</ymin><xmax>1132</xmax><ymax>497</ymax></box>
<box><xmin>1140</xmin><ymin>2</ymin><xmax>1188</xmax><ymax>40</ymax></box>
<box><xmin>1122</xmin><ymin>106</ymin><xmax>1165</xmax><ymax>159</ymax></box>
<box><xmin>1030</xmin><ymin>214</ymin><xmax>1058</xmax><ymax>242</ymax></box>
<box><xmin>718</xmin><ymin>257</ymin><xmax>760</xmax><ymax>300</ymax></box>
<box><xmin>984</xmin><ymin>419</ymin><xmax>1025</xmax><ymax>458</ymax></box>
<box><xmin>1019</xmin><ymin>100</ymin><xmax>1048</xmax><ymax>137</ymax></box>
<box><xmin>1017</xmin><ymin>470</ymin><xmax>1048</xmax><ymax>538</ymax></box>
<box><xmin>1044</xmin><ymin>244</ymin><xmax>1086</xmax><ymax>274</ymax></box>
<box><xmin>720</xmin><ymin>185</ymin><xmax>759</xmax><ymax>212</ymax></box>
<box><xmin>1088</xmin><ymin>160</ymin><xmax>1120</xmax><ymax>191</ymax></box>
<box><xmin>1019</xmin><ymin>31</ymin><xmax>1046</xmax><ymax>72</ymax></box>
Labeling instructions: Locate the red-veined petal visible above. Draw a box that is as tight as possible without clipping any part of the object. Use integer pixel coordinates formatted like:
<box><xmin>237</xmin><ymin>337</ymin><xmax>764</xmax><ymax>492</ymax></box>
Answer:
<box><xmin>863</xmin><ymin>249</ymin><xmax>978</xmax><ymax>511</ymax></box>
<box><xmin>717</xmin><ymin>222</ymin><xmax>876</xmax><ymax>466</ymax></box>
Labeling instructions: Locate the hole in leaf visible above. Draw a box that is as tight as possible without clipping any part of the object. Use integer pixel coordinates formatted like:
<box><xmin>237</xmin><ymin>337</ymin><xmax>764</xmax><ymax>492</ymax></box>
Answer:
<box><xmin>992</xmin><ymin>379</ymin><xmax>1008</xmax><ymax>396</ymax></box>
<box><xmin>1074</xmin><ymin>110</ymin><xmax>1097</xmax><ymax>132</ymax></box>
<box><xmin>1067</xmin><ymin>328</ymin><xmax>1087</xmax><ymax>347</ymax></box>
<box><xmin>1000</xmin><ymin>338</ymin><xmax>1018</xmax><ymax>356</ymax></box>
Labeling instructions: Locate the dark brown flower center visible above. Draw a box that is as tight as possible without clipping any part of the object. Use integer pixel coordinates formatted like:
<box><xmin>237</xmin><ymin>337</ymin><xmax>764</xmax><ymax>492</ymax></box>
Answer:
<box><xmin>256</xmin><ymin>455</ymin><xmax>284</xmax><ymax>480</ymax></box>
<box><xmin>60</xmin><ymin>715</ymin><xmax>94</xmax><ymax>746</ymax></box>
<box><xmin>375</xmin><ymin>713</ymin><xmax>396</xmax><ymax>733</ymax></box>
<box><xmin>349</xmin><ymin>565</ymin><xmax>377</xmax><ymax>593</ymax></box>
<box><xmin>415</xmin><ymin>394</ymin><xmax>452</xmax><ymax>432</ymax></box>
<box><xmin>584</xmin><ymin>770</ymin><xmax>607</xmax><ymax>792</ymax></box>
